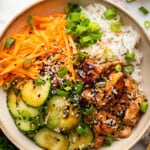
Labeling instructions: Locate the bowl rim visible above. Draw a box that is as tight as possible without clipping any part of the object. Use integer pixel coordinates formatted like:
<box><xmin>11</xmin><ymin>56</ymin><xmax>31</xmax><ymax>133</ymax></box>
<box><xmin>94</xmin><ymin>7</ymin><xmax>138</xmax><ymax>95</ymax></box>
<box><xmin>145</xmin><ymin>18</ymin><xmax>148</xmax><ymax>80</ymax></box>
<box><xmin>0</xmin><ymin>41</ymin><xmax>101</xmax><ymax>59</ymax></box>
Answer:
<box><xmin>0</xmin><ymin>0</ymin><xmax>150</xmax><ymax>41</ymax></box>
<box><xmin>0</xmin><ymin>0</ymin><xmax>150</xmax><ymax>149</ymax></box>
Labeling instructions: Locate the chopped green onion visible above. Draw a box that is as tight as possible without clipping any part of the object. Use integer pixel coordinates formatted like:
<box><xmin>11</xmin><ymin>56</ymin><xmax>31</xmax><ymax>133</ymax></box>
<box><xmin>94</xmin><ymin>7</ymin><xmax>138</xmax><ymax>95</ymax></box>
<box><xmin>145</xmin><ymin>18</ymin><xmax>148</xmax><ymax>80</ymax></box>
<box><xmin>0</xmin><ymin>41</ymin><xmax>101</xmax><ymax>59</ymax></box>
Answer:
<box><xmin>73</xmin><ymin>54</ymin><xmax>81</xmax><ymax>66</ymax></box>
<box><xmin>123</xmin><ymin>64</ymin><xmax>134</xmax><ymax>75</ymax></box>
<box><xmin>69</xmin><ymin>12</ymin><xmax>81</xmax><ymax>22</ymax></box>
<box><xmin>60</xmin><ymin>80</ymin><xmax>72</xmax><ymax>91</ymax></box>
<box><xmin>126</xmin><ymin>0</ymin><xmax>136</xmax><ymax>3</ymax></box>
<box><xmin>73</xmin><ymin>52</ymin><xmax>89</xmax><ymax>66</ymax></box>
<box><xmin>20</xmin><ymin>110</ymin><xmax>31</xmax><ymax>121</ymax></box>
<box><xmin>4</xmin><ymin>37</ymin><xmax>16</xmax><ymax>49</ymax></box>
<box><xmin>55</xmin><ymin>89</ymin><xmax>68</xmax><ymax>97</ymax></box>
<box><xmin>80</xmin><ymin>35</ymin><xmax>93</xmax><ymax>45</ymax></box>
<box><xmin>82</xmin><ymin>104</ymin><xmax>94</xmax><ymax>116</ymax></box>
<box><xmin>80</xmin><ymin>18</ymin><xmax>90</xmax><ymax>26</ymax></box>
<box><xmin>115</xmin><ymin>64</ymin><xmax>122</xmax><ymax>72</ymax></box>
<box><xmin>88</xmin><ymin>22</ymin><xmax>100</xmax><ymax>32</ymax></box>
<box><xmin>125</xmin><ymin>50</ymin><xmax>135</xmax><ymax>61</ymax></box>
<box><xmin>140</xmin><ymin>101</ymin><xmax>148</xmax><ymax>113</ymax></box>
<box><xmin>60</xmin><ymin>80</ymin><xmax>72</xmax><ymax>88</ymax></box>
<box><xmin>75</xmin><ymin>25</ymin><xmax>87</xmax><ymax>35</ymax></box>
<box><xmin>103</xmin><ymin>48</ymin><xmax>115</xmax><ymax>61</ymax></box>
<box><xmin>79</xmin><ymin>52</ymin><xmax>89</xmax><ymax>60</ymax></box>
<box><xmin>102</xmin><ymin>135</ymin><xmax>113</xmax><ymax>146</ymax></box>
<box><xmin>79</xmin><ymin>32</ymin><xmax>102</xmax><ymax>48</ymax></box>
<box><xmin>64</xmin><ymin>86</ymin><xmax>72</xmax><ymax>91</ymax></box>
<box><xmin>139</xmin><ymin>6</ymin><xmax>149</xmax><ymax>15</ymax></box>
<box><xmin>34</xmin><ymin>78</ymin><xmax>44</xmax><ymax>86</ymax></box>
<box><xmin>104</xmin><ymin>8</ymin><xmax>117</xmax><ymax>20</ymax></box>
<box><xmin>23</xmin><ymin>58</ymin><xmax>32</xmax><ymax>70</ymax></box>
<box><xmin>117</xmin><ymin>121</ymin><xmax>123</xmax><ymax>131</ymax></box>
<box><xmin>2</xmin><ymin>82</ymin><xmax>11</xmax><ymax>91</ymax></box>
<box><xmin>80</xmin><ymin>33</ymin><xmax>101</xmax><ymax>48</ymax></box>
<box><xmin>28</xmin><ymin>16</ymin><xmax>34</xmax><ymax>30</ymax></box>
<box><xmin>57</xmin><ymin>67</ymin><xmax>68</xmax><ymax>78</ymax></box>
<box><xmin>76</xmin><ymin>122</ymin><xmax>88</xmax><ymax>136</ymax></box>
<box><xmin>65</xmin><ymin>21</ymin><xmax>76</xmax><ymax>34</ymax></box>
<box><xmin>144</xmin><ymin>20</ymin><xmax>150</xmax><ymax>29</ymax></box>
<box><xmin>88</xmin><ymin>32</ymin><xmax>102</xmax><ymax>41</ymax></box>
<box><xmin>110</xmin><ymin>21</ymin><xmax>122</xmax><ymax>32</ymax></box>
<box><xmin>79</xmin><ymin>13</ymin><xmax>87</xmax><ymax>22</ymax></box>
<box><xmin>64</xmin><ymin>3</ymin><xmax>81</xmax><ymax>14</ymax></box>
<box><xmin>65</xmin><ymin>4</ymin><xmax>101</xmax><ymax>49</ymax></box>
<box><xmin>72</xmin><ymin>82</ymin><xmax>83</xmax><ymax>94</ymax></box>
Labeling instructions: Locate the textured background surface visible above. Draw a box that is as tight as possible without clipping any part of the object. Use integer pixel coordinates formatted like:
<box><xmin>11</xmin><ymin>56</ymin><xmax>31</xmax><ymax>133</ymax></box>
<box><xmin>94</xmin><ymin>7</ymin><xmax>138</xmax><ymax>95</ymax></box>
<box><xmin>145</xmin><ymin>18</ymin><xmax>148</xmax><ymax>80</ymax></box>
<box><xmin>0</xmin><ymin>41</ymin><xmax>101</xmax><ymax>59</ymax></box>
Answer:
<box><xmin>0</xmin><ymin>0</ymin><xmax>149</xmax><ymax>149</ymax></box>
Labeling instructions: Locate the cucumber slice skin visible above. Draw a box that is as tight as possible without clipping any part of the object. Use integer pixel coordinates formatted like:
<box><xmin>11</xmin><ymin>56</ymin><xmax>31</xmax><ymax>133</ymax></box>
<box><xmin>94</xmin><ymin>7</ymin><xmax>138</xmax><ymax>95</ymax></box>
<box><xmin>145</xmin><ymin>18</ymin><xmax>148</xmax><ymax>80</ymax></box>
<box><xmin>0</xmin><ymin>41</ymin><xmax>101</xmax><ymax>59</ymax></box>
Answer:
<box><xmin>34</xmin><ymin>127</ymin><xmax>69</xmax><ymax>150</ymax></box>
<box><xmin>46</xmin><ymin>96</ymin><xmax>81</xmax><ymax>132</ymax></box>
<box><xmin>68</xmin><ymin>126</ymin><xmax>93</xmax><ymax>150</ymax></box>
<box><xmin>21</xmin><ymin>75</ymin><xmax>51</xmax><ymax>107</ymax></box>
<box><xmin>7</xmin><ymin>89</ymin><xmax>19</xmax><ymax>117</ymax></box>
<box><xmin>7</xmin><ymin>89</ymin><xmax>39</xmax><ymax>118</ymax></box>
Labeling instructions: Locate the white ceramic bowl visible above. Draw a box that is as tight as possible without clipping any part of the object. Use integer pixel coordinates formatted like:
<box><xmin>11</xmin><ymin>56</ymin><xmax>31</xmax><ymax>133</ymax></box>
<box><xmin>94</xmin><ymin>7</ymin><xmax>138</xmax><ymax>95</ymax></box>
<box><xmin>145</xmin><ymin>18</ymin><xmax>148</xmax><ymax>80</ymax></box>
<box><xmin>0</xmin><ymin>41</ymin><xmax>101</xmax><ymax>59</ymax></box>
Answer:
<box><xmin>0</xmin><ymin>0</ymin><xmax>150</xmax><ymax>150</ymax></box>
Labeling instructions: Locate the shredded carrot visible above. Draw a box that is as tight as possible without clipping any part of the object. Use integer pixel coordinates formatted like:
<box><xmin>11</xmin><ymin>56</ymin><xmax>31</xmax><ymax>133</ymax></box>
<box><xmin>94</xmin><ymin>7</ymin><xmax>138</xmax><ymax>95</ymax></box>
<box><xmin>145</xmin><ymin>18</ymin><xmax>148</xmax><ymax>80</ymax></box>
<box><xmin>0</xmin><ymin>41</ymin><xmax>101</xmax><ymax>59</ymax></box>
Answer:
<box><xmin>63</xmin><ymin>33</ymin><xmax>75</xmax><ymax>81</ymax></box>
<box><xmin>16</xmin><ymin>79</ymin><xmax>28</xmax><ymax>89</ymax></box>
<box><xmin>0</xmin><ymin>13</ymin><xmax>77</xmax><ymax>87</ymax></box>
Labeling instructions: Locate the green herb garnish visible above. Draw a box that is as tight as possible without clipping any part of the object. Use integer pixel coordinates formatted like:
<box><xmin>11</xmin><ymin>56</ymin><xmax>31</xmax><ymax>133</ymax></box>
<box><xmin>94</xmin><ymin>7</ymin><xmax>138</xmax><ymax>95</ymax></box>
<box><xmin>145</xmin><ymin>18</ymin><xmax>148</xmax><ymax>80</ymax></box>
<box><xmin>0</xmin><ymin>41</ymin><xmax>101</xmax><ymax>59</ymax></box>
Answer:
<box><xmin>144</xmin><ymin>20</ymin><xmax>150</xmax><ymax>29</ymax></box>
<box><xmin>4</xmin><ymin>37</ymin><xmax>16</xmax><ymax>49</ymax></box>
<box><xmin>65</xmin><ymin>3</ymin><xmax>102</xmax><ymax>48</ymax></box>
<box><xmin>140</xmin><ymin>101</ymin><xmax>148</xmax><ymax>113</ymax></box>
<box><xmin>139</xmin><ymin>6</ymin><xmax>149</xmax><ymax>15</ymax></box>
<box><xmin>58</xmin><ymin>67</ymin><xmax>68</xmax><ymax>78</ymax></box>
<box><xmin>104</xmin><ymin>8</ymin><xmax>117</xmax><ymax>20</ymax></box>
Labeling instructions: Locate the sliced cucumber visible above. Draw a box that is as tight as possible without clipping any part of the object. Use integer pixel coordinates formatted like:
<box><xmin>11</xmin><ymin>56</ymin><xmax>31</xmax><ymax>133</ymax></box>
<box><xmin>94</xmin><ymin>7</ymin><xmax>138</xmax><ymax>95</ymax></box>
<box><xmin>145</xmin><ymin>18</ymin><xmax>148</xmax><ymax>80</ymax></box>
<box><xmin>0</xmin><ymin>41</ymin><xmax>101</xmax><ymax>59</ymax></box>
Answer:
<box><xmin>7</xmin><ymin>89</ymin><xmax>39</xmax><ymax>118</ymax></box>
<box><xmin>7</xmin><ymin>88</ymin><xmax>40</xmax><ymax>132</ymax></box>
<box><xmin>17</xmin><ymin>101</ymin><xmax>39</xmax><ymax>118</ymax></box>
<box><xmin>68</xmin><ymin>126</ymin><xmax>93</xmax><ymax>150</ymax></box>
<box><xmin>46</xmin><ymin>96</ymin><xmax>81</xmax><ymax>132</ymax></box>
<box><xmin>21</xmin><ymin>75</ymin><xmax>51</xmax><ymax>107</ymax></box>
<box><xmin>15</xmin><ymin>118</ymin><xmax>38</xmax><ymax>132</ymax></box>
<box><xmin>34</xmin><ymin>127</ymin><xmax>69</xmax><ymax>150</ymax></box>
<box><xmin>7</xmin><ymin>89</ymin><xmax>19</xmax><ymax>117</ymax></box>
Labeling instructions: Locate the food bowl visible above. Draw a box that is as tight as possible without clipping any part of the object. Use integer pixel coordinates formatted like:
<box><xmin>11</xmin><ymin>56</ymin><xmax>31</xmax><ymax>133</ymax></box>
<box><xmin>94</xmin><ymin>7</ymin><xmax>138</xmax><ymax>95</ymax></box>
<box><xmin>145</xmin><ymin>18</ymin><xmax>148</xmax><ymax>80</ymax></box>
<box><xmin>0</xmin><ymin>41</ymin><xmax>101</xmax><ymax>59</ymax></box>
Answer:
<box><xmin>0</xmin><ymin>0</ymin><xmax>150</xmax><ymax>150</ymax></box>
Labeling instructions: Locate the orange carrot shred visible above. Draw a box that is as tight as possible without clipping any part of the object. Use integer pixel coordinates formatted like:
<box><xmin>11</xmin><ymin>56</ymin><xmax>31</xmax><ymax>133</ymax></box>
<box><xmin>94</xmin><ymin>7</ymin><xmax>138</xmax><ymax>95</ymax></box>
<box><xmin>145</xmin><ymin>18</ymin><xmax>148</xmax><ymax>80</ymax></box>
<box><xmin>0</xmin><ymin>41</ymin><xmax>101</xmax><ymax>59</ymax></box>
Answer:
<box><xmin>0</xmin><ymin>13</ymin><xmax>77</xmax><ymax>87</ymax></box>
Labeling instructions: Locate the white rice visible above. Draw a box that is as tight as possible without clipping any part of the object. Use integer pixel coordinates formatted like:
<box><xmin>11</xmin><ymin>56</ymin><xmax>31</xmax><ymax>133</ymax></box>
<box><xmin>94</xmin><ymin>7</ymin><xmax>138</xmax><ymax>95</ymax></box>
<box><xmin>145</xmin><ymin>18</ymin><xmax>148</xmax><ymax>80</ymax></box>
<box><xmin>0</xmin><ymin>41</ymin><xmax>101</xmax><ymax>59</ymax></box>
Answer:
<box><xmin>80</xmin><ymin>2</ymin><xmax>142</xmax><ymax>83</ymax></box>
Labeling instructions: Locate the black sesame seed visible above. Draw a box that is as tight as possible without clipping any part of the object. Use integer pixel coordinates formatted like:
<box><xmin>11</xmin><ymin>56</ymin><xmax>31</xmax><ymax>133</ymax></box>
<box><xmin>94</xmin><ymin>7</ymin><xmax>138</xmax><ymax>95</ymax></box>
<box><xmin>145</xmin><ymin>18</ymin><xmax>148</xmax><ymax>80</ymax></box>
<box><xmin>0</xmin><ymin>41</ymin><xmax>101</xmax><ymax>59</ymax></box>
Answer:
<box><xmin>87</xmin><ymin>71</ymin><xmax>93</xmax><ymax>77</ymax></box>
